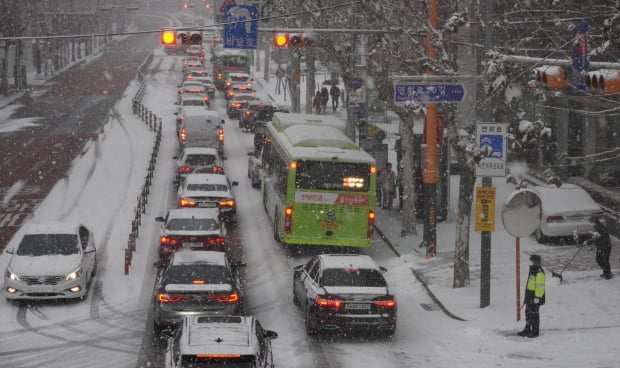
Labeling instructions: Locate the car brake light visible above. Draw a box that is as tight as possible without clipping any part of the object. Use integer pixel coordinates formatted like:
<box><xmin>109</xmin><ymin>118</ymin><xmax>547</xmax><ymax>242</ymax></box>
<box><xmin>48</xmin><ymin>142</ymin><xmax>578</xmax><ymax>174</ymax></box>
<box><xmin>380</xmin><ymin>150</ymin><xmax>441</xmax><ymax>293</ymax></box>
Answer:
<box><xmin>207</xmin><ymin>237</ymin><xmax>225</xmax><ymax>244</ymax></box>
<box><xmin>160</xmin><ymin>236</ymin><xmax>178</xmax><ymax>245</ymax></box>
<box><xmin>367</xmin><ymin>210</ymin><xmax>376</xmax><ymax>238</ymax></box>
<box><xmin>232</xmin><ymin>103</ymin><xmax>241</xmax><ymax>107</ymax></box>
<box><xmin>546</xmin><ymin>215</ymin><xmax>564</xmax><ymax>223</ymax></box>
<box><xmin>209</xmin><ymin>292</ymin><xmax>239</xmax><ymax>303</ymax></box>
<box><xmin>179</xmin><ymin>166</ymin><xmax>191</xmax><ymax>172</ymax></box>
<box><xmin>180</xmin><ymin>128</ymin><xmax>187</xmax><ymax>141</ymax></box>
<box><xmin>284</xmin><ymin>206</ymin><xmax>293</xmax><ymax>234</ymax></box>
<box><xmin>179</xmin><ymin>198</ymin><xmax>197</xmax><ymax>207</ymax></box>
<box><xmin>245</xmin><ymin>110</ymin><xmax>252</xmax><ymax>116</ymax></box>
<box><xmin>212</xmin><ymin>166</ymin><xmax>223</xmax><ymax>173</ymax></box>
<box><xmin>374</xmin><ymin>298</ymin><xmax>396</xmax><ymax>308</ymax></box>
<box><xmin>317</xmin><ymin>296</ymin><xmax>343</xmax><ymax>309</ymax></box>
<box><xmin>158</xmin><ymin>293</ymin><xmax>190</xmax><ymax>303</ymax></box>
<box><xmin>218</xmin><ymin>128</ymin><xmax>224</xmax><ymax>142</ymax></box>
<box><xmin>219</xmin><ymin>199</ymin><xmax>235</xmax><ymax>207</ymax></box>
<box><xmin>192</xmin><ymin>280</ymin><xmax>205</xmax><ymax>284</ymax></box>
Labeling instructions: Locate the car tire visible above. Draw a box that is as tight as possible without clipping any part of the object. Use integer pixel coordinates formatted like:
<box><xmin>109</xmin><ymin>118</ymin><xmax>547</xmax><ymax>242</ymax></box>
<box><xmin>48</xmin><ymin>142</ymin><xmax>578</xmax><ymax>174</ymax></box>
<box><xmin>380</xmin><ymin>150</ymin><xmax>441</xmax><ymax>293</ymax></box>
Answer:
<box><xmin>292</xmin><ymin>286</ymin><xmax>300</xmax><ymax>306</ymax></box>
<box><xmin>305</xmin><ymin>305</ymin><xmax>318</xmax><ymax>336</ymax></box>
<box><xmin>535</xmin><ymin>227</ymin><xmax>548</xmax><ymax>244</ymax></box>
<box><xmin>273</xmin><ymin>212</ymin><xmax>281</xmax><ymax>242</ymax></box>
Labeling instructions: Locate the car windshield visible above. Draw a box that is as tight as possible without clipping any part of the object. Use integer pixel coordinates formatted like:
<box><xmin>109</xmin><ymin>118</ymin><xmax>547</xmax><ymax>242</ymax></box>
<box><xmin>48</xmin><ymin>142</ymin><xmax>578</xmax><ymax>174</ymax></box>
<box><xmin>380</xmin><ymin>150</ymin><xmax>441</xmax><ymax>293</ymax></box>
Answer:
<box><xmin>186</xmin><ymin>184</ymin><xmax>229</xmax><ymax>192</ymax></box>
<box><xmin>182</xmin><ymin>100</ymin><xmax>204</xmax><ymax>106</ymax></box>
<box><xmin>17</xmin><ymin>234</ymin><xmax>80</xmax><ymax>256</ymax></box>
<box><xmin>166</xmin><ymin>218</ymin><xmax>219</xmax><ymax>231</ymax></box>
<box><xmin>320</xmin><ymin>268</ymin><xmax>387</xmax><ymax>287</ymax></box>
<box><xmin>168</xmin><ymin>264</ymin><xmax>231</xmax><ymax>285</ymax></box>
<box><xmin>185</xmin><ymin>155</ymin><xmax>216</xmax><ymax>166</ymax></box>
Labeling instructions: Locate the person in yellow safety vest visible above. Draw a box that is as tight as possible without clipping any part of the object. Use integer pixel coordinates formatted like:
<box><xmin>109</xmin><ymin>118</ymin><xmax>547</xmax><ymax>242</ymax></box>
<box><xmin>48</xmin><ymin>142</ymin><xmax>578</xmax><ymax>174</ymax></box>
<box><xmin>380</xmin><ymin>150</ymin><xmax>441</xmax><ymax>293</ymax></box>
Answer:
<box><xmin>519</xmin><ymin>254</ymin><xmax>546</xmax><ymax>338</ymax></box>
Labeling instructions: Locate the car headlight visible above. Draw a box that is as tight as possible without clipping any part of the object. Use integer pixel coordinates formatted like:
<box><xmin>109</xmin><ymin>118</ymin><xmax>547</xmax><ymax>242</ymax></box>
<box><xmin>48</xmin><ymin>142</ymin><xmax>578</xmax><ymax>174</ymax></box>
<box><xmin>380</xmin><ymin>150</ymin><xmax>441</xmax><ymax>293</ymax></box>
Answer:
<box><xmin>6</xmin><ymin>269</ymin><xmax>20</xmax><ymax>282</ymax></box>
<box><xmin>66</xmin><ymin>268</ymin><xmax>83</xmax><ymax>281</ymax></box>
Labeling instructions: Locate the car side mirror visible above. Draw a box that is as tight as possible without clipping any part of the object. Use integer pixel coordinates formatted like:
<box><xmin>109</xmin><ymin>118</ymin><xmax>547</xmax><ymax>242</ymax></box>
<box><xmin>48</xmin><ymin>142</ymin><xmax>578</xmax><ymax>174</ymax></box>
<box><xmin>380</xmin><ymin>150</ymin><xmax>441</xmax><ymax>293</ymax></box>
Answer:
<box><xmin>231</xmin><ymin>260</ymin><xmax>246</xmax><ymax>268</ymax></box>
<box><xmin>153</xmin><ymin>261</ymin><xmax>165</xmax><ymax>269</ymax></box>
<box><xmin>172</xmin><ymin>155</ymin><xmax>178</xmax><ymax>160</ymax></box>
<box><xmin>4</xmin><ymin>248</ymin><xmax>14</xmax><ymax>255</ymax></box>
<box><xmin>155</xmin><ymin>216</ymin><xmax>165</xmax><ymax>222</ymax></box>
<box><xmin>173</xmin><ymin>180</ymin><xmax>180</xmax><ymax>186</ymax></box>
<box><xmin>247</xmin><ymin>152</ymin><xmax>254</xmax><ymax>156</ymax></box>
<box><xmin>264</xmin><ymin>330</ymin><xmax>278</xmax><ymax>340</ymax></box>
<box><xmin>231</xmin><ymin>181</ymin><xmax>239</xmax><ymax>186</ymax></box>
<box><xmin>379</xmin><ymin>266</ymin><xmax>388</xmax><ymax>272</ymax></box>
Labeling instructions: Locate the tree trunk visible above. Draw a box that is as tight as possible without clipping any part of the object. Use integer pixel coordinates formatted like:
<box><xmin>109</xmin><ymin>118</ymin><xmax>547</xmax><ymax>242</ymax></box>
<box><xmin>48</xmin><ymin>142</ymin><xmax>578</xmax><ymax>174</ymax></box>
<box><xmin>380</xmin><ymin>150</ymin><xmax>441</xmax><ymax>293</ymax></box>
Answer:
<box><xmin>453</xmin><ymin>155</ymin><xmax>475</xmax><ymax>288</ymax></box>
<box><xmin>398</xmin><ymin>112</ymin><xmax>417</xmax><ymax>236</ymax></box>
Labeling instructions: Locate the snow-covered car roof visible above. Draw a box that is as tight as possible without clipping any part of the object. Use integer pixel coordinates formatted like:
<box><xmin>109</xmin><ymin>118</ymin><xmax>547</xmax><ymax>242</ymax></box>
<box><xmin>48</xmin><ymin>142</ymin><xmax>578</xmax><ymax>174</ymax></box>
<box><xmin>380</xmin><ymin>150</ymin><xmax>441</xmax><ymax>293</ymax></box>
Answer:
<box><xmin>529</xmin><ymin>184</ymin><xmax>602</xmax><ymax>213</ymax></box>
<box><xmin>178</xmin><ymin>315</ymin><xmax>259</xmax><ymax>356</ymax></box>
<box><xmin>171</xmin><ymin>249</ymin><xmax>227</xmax><ymax>266</ymax></box>
<box><xmin>317</xmin><ymin>254</ymin><xmax>381</xmax><ymax>270</ymax></box>
<box><xmin>181</xmin><ymin>147</ymin><xmax>219</xmax><ymax>156</ymax></box>
<box><xmin>165</xmin><ymin>207</ymin><xmax>220</xmax><ymax>221</ymax></box>
<box><xmin>182</xmin><ymin>173</ymin><xmax>230</xmax><ymax>186</ymax></box>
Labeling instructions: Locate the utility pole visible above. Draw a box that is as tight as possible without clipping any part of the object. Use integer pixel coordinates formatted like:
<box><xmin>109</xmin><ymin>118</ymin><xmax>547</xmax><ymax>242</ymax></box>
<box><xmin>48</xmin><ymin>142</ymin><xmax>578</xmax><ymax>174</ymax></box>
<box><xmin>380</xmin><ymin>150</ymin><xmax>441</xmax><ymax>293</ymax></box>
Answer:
<box><xmin>479</xmin><ymin>0</ymin><xmax>496</xmax><ymax>309</ymax></box>
<box><xmin>423</xmin><ymin>0</ymin><xmax>439</xmax><ymax>259</ymax></box>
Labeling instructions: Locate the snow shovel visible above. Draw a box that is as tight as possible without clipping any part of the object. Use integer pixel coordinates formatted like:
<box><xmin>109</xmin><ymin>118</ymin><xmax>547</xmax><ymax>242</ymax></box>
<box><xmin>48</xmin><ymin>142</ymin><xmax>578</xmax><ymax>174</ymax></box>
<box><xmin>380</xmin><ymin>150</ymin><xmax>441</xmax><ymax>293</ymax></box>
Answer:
<box><xmin>551</xmin><ymin>231</ymin><xmax>586</xmax><ymax>283</ymax></box>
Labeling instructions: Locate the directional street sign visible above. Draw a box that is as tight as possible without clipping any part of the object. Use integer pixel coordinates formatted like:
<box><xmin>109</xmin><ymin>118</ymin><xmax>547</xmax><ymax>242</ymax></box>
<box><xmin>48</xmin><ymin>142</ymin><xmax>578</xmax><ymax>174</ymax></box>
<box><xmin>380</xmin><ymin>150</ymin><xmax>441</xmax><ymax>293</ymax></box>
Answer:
<box><xmin>223</xmin><ymin>4</ymin><xmax>258</xmax><ymax>49</ymax></box>
<box><xmin>394</xmin><ymin>83</ymin><xmax>465</xmax><ymax>104</ymax></box>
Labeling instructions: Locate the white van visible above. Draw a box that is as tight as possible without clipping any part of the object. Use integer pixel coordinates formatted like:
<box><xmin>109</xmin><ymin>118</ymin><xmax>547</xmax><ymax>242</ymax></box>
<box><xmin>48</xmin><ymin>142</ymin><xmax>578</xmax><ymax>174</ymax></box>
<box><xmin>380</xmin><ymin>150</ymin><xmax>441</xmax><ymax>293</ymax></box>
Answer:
<box><xmin>178</xmin><ymin>110</ymin><xmax>225</xmax><ymax>155</ymax></box>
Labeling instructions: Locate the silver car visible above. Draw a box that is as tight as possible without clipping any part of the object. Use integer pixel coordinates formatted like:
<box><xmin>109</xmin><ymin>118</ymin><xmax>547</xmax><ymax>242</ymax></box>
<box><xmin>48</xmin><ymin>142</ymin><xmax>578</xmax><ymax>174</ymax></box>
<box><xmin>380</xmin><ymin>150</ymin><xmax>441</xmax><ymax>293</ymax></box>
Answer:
<box><xmin>3</xmin><ymin>222</ymin><xmax>97</xmax><ymax>301</ymax></box>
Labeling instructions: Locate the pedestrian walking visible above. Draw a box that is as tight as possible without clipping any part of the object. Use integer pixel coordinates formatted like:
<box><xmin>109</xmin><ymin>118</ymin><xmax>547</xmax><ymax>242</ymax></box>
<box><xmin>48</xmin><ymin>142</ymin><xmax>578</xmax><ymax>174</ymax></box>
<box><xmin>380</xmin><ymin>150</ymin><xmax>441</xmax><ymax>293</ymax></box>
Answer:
<box><xmin>330</xmin><ymin>85</ymin><xmax>341</xmax><ymax>111</ymax></box>
<box><xmin>320</xmin><ymin>87</ymin><xmax>329</xmax><ymax>113</ymax></box>
<box><xmin>587</xmin><ymin>215</ymin><xmax>613</xmax><ymax>279</ymax></box>
<box><xmin>313</xmin><ymin>91</ymin><xmax>323</xmax><ymax>114</ymax></box>
<box><xmin>378</xmin><ymin>162</ymin><xmax>396</xmax><ymax>209</ymax></box>
<box><xmin>519</xmin><ymin>254</ymin><xmax>546</xmax><ymax>338</ymax></box>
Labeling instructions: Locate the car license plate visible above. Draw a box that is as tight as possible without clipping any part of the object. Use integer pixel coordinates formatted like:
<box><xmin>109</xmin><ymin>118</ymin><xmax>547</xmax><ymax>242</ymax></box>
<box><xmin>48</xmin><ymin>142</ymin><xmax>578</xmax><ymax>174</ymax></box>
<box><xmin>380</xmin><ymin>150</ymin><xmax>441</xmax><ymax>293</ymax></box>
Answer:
<box><xmin>345</xmin><ymin>303</ymin><xmax>370</xmax><ymax>310</ymax></box>
<box><xmin>320</xmin><ymin>221</ymin><xmax>338</xmax><ymax>230</ymax></box>
<box><xmin>183</xmin><ymin>242</ymin><xmax>203</xmax><ymax>248</ymax></box>
<box><xmin>198</xmin><ymin>202</ymin><xmax>217</xmax><ymax>208</ymax></box>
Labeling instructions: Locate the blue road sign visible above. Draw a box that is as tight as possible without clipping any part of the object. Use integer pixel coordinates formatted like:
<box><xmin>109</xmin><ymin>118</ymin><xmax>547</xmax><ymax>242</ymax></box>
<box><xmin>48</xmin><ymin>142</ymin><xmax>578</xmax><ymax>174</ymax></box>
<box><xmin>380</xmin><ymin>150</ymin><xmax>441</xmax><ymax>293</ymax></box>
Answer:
<box><xmin>394</xmin><ymin>83</ymin><xmax>465</xmax><ymax>103</ymax></box>
<box><xmin>224</xmin><ymin>5</ymin><xmax>258</xmax><ymax>49</ymax></box>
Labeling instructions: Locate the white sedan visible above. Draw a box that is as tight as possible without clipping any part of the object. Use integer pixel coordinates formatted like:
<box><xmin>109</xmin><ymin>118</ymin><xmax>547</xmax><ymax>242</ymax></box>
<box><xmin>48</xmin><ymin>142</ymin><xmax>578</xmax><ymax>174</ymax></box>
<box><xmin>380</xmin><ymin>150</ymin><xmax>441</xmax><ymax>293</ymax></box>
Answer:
<box><xmin>530</xmin><ymin>183</ymin><xmax>604</xmax><ymax>243</ymax></box>
<box><xmin>3</xmin><ymin>222</ymin><xmax>97</xmax><ymax>300</ymax></box>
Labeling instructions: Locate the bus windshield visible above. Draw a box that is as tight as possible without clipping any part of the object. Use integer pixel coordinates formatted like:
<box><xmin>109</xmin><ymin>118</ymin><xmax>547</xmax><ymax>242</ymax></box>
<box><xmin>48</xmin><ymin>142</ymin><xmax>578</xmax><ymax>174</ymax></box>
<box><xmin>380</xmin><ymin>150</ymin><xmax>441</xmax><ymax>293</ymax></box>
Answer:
<box><xmin>294</xmin><ymin>161</ymin><xmax>370</xmax><ymax>192</ymax></box>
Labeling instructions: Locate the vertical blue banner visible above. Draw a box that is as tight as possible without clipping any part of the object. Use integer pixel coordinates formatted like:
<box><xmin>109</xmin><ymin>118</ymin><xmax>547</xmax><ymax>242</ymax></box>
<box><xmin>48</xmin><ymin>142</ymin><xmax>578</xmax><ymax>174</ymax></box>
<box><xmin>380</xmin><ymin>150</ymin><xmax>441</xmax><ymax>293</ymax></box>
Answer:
<box><xmin>572</xmin><ymin>22</ymin><xmax>589</xmax><ymax>90</ymax></box>
<box><xmin>224</xmin><ymin>5</ymin><xmax>258</xmax><ymax>49</ymax></box>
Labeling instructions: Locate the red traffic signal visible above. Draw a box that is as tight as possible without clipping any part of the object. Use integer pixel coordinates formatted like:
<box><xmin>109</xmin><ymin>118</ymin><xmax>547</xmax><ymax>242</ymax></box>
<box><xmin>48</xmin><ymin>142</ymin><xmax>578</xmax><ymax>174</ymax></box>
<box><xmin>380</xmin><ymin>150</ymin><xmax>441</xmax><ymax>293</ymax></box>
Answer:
<box><xmin>161</xmin><ymin>30</ymin><xmax>176</xmax><ymax>45</ymax></box>
<box><xmin>274</xmin><ymin>33</ymin><xmax>289</xmax><ymax>48</ymax></box>
<box><xmin>585</xmin><ymin>69</ymin><xmax>620</xmax><ymax>96</ymax></box>
<box><xmin>532</xmin><ymin>65</ymin><xmax>567</xmax><ymax>90</ymax></box>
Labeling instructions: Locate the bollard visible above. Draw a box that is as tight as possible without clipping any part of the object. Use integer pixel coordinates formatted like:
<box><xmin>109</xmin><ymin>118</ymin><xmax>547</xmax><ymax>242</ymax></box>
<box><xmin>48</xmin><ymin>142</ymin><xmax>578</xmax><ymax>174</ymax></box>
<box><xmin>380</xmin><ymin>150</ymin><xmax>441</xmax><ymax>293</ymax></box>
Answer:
<box><xmin>128</xmin><ymin>233</ymin><xmax>136</xmax><ymax>252</ymax></box>
<box><xmin>124</xmin><ymin>248</ymin><xmax>131</xmax><ymax>275</ymax></box>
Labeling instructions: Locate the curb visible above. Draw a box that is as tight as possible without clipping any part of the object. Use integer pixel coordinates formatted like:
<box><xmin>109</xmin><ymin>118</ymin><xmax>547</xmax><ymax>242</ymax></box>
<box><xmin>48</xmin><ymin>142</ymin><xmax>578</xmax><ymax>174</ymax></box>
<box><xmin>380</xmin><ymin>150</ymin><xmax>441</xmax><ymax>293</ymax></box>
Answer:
<box><xmin>375</xmin><ymin>224</ymin><xmax>467</xmax><ymax>322</ymax></box>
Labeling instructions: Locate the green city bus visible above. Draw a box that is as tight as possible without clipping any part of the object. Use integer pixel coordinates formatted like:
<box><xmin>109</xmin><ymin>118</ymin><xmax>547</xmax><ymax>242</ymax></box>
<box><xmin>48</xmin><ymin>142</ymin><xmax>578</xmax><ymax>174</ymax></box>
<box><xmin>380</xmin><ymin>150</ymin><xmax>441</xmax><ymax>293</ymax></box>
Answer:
<box><xmin>259</xmin><ymin>113</ymin><xmax>377</xmax><ymax>247</ymax></box>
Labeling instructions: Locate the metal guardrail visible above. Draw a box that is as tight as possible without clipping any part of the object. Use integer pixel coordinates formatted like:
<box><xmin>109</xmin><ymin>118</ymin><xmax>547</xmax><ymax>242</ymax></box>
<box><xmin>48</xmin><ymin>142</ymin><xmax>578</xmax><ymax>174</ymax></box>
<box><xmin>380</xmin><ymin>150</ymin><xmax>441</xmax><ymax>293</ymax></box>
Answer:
<box><xmin>125</xmin><ymin>52</ymin><xmax>162</xmax><ymax>274</ymax></box>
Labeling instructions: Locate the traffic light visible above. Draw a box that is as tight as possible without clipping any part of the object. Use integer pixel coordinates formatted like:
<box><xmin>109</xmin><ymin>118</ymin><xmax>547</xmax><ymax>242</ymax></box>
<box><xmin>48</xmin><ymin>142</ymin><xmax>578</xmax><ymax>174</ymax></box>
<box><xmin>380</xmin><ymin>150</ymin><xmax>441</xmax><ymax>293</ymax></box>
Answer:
<box><xmin>161</xmin><ymin>29</ymin><xmax>176</xmax><ymax>45</ymax></box>
<box><xmin>177</xmin><ymin>31</ymin><xmax>202</xmax><ymax>45</ymax></box>
<box><xmin>273</xmin><ymin>33</ymin><xmax>314</xmax><ymax>48</ymax></box>
<box><xmin>274</xmin><ymin>33</ymin><xmax>289</xmax><ymax>48</ymax></box>
<box><xmin>189</xmin><ymin>32</ymin><xmax>202</xmax><ymax>45</ymax></box>
<box><xmin>289</xmin><ymin>34</ymin><xmax>314</xmax><ymax>47</ymax></box>
<box><xmin>585</xmin><ymin>69</ymin><xmax>620</xmax><ymax>96</ymax></box>
<box><xmin>532</xmin><ymin>65</ymin><xmax>567</xmax><ymax>89</ymax></box>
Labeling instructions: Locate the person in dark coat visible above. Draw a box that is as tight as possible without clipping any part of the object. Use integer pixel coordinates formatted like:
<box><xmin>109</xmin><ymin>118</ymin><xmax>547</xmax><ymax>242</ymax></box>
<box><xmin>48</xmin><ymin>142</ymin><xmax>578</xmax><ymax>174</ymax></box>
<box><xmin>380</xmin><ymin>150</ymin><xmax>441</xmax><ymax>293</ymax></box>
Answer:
<box><xmin>519</xmin><ymin>254</ymin><xmax>546</xmax><ymax>338</ymax></box>
<box><xmin>588</xmin><ymin>215</ymin><xmax>613</xmax><ymax>279</ymax></box>
<box><xmin>329</xmin><ymin>85</ymin><xmax>341</xmax><ymax>111</ymax></box>
<box><xmin>320</xmin><ymin>87</ymin><xmax>329</xmax><ymax>112</ymax></box>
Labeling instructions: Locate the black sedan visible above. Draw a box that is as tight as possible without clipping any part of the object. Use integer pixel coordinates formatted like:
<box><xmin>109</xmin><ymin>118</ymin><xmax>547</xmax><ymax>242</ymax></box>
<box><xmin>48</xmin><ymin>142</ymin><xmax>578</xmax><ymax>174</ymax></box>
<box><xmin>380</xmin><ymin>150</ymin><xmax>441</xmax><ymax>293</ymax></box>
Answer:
<box><xmin>292</xmin><ymin>254</ymin><xmax>397</xmax><ymax>336</ymax></box>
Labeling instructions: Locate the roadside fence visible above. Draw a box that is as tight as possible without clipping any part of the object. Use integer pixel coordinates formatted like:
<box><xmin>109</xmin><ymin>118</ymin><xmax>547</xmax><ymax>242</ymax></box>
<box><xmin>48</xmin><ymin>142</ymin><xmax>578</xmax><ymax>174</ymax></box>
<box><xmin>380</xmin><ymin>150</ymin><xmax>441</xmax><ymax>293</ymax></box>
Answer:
<box><xmin>125</xmin><ymin>52</ymin><xmax>162</xmax><ymax>275</ymax></box>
